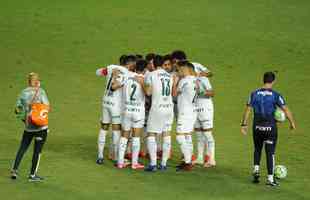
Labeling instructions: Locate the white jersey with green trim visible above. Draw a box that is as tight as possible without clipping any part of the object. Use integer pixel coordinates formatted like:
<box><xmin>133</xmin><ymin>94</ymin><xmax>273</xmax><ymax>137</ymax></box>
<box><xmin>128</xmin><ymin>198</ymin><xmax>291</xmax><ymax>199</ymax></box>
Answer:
<box><xmin>122</xmin><ymin>71</ymin><xmax>145</xmax><ymax>113</ymax></box>
<box><xmin>192</xmin><ymin>62</ymin><xmax>209</xmax><ymax>74</ymax></box>
<box><xmin>196</xmin><ymin>76</ymin><xmax>213</xmax><ymax>106</ymax></box>
<box><xmin>145</xmin><ymin>68</ymin><xmax>173</xmax><ymax>112</ymax></box>
<box><xmin>103</xmin><ymin>65</ymin><xmax>128</xmax><ymax>107</ymax></box>
<box><xmin>177</xmin><ymin>75</ymin><xmax>197</xmax><ymax>115</ymax></box>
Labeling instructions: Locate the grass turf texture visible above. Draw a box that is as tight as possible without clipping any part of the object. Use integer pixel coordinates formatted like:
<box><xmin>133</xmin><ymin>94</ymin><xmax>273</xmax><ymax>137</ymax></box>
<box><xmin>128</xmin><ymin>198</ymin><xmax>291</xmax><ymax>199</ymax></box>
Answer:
<box><xmin>0</xmin><ymin>0</ymin><xmax>310</xmax><ymax>199</ymax></box>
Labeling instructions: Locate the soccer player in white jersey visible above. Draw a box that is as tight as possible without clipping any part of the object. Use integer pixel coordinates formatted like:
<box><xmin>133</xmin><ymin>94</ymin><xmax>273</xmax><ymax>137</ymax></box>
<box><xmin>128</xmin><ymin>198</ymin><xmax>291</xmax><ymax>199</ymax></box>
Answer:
<box><xmin>171</xmin><ymin>50</ymin><xmax>213</xmax><ymax>78</ymax></box>
<box><xmin>95</xmin><ymin>55</ymin><xmax>136</xmax><ymax>164</ymax></box>
<box><xmin>172</xmin><ymin>61</ymin><xmax>198</xmax><ymax>171</ymax></box>
<box><xmin>194</xmin><ymin>74</ymin><xmax>216</xmax><ymax>167</ymax></box>
<box><xmin>117</xmin><ymin>59</ymin><xmax>147</xmax><ymax>169</ymax></box>
<box><xmin>144</xmin><ymin>55</ymin><xmax>176</xmax><ymax>172</ymax></box>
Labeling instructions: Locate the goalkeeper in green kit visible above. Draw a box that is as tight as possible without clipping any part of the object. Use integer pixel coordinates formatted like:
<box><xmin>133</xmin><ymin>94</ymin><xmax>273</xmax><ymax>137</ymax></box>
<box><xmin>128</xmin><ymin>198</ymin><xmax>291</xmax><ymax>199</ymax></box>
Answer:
<box><xmin>11</xmin><ymin>72</ymin><xmax>50</xmax><ymax>182</ymax></box>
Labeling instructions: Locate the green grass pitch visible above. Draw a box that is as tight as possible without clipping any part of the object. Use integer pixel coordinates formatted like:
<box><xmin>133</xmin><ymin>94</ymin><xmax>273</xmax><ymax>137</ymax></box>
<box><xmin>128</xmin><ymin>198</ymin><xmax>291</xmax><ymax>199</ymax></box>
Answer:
<box><xmin>0</xmin><ymin>0</ymin><xmax>310</xmax><ymax>199</ymax></box>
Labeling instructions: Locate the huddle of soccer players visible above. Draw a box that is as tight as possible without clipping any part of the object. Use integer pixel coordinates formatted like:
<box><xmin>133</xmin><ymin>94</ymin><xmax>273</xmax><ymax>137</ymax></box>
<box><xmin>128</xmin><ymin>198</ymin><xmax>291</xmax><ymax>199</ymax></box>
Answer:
<box><xmin>95</xmin><ymin>50</ymin><xmax>215</xmax><ymax>171</ymax></box>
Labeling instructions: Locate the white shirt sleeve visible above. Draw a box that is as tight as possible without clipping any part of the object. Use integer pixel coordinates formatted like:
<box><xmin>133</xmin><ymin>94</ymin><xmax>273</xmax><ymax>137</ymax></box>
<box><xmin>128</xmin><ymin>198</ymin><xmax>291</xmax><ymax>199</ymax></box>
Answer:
<box><xmin>192</xmin><ymin>62</ymin><xmax>209</xmax><ymax>73</ymax></box>
<box><xmin>144</xmin><ymin>72</ymin><xmax>152</xmax><ymax>86</ymax></box>
<box><xmin>177</xmin><ymin>79</ymin><xmax>187</xmax><ymax>94</ymax></box>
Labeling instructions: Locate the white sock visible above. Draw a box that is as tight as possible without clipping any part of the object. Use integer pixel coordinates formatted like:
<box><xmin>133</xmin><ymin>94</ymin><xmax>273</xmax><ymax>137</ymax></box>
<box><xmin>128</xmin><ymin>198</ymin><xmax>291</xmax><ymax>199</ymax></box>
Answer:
<box><xmin>185</xmin><ymin>135</ymin><xmax>193</xmax><ymax>162</ymax></box>
<box><xmin>203</xmin><ymin>131</ymin><xmax>215</xmax><ymax>164</ymax></box>
<box><xmin>196</xmin><ymin>131</ymin><xmax>204</xmax><ymax>161</ymax></box>
<box><xmin>97</xmin><ymin>129</ymin><xmax>107</xmax><ymax>158</ymax></box>
<box><xmin>176</xmin><ymin>135</ymin><xmax>190</xmax><ymax>164</ymax></box>
<box><xmin>254</xmin><ymin>165</ymin><xmax>260</xmax><ymax>172</ymax></box>
<box><xmin>161</xmin><ymin>136</ymin><xmax>171</xmax><ymax>166</ymax></box>
<box><xmin>118</xmin><ymin>137</ymin><xmax>128</xmax><ymax>165</ymax></box>
<box><xmin>132</xmin><ymin>137</ymin><xmax>141</xmax><ymax>165</ymax></box>
<box><xmin>268</xmin><ymin>175</ymin><xmax>274</xmax><ymax>182</ymax></box>
<box><xmin>112</xmin><ymin>130</ymin><xmax>121</xmax><ymax>161</ymax></box>
<box><xmin>147</xmin><ymin>136</ymin><xmax>157</xmax><ymax>166</ymax></box>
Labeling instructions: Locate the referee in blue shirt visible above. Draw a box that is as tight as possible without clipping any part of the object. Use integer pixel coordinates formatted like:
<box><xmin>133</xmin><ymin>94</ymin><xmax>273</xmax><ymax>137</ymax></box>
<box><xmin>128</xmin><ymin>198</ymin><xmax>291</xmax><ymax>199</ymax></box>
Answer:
<box><xmin>241</xmin><ymin>72</ymin><xmax>296</xmax><ymax>186</ymax></box>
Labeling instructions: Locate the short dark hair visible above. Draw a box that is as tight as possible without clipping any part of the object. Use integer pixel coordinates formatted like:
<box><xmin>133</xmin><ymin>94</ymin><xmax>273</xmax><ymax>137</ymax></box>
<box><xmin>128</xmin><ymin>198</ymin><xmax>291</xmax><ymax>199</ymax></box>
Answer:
<box><xmin>263</xmin><ymin>72</ymin><xmax>276</xmax><ymax>83</ymax></box>
<box><xmin>136</xmin><ymin>59</ymin><xmax>147</xmax><ymax>72</ymax></box>
<box><xmin>178</xmin><ymin>60</ymin><xmax>194</xmax><ymax>70</ymax></box>
<box><xmin>153</xmin><ymin>55</ymin><xmax>164</xmax><ymax>67</ymax></box>
<box><xmin>163</xmin><ymin>54</ymin><xmax>172</xmax><ymax>63</ymax></box>
<box><xmin>171</xmin><ymin>50</ymin><xmax>187</xmax><ymax>60</ymax></box>
<box><xmin>124</xmin><ymin>55</ymin><xmax>136</xmax><ymax>65</ymax></box>
<box><xmin>119</xmin><ymin>54</ymin><xmax>127</xmax><ymax>65</ymax></box>
<box><xmin>135</xmin><ymin>54</ymin><xmax>143</xmax><ymax>59</ymax></box>
<box><xmin>145</xmin><ymin>53</ymin><xmax>156</xmax><ymax>62</ymax></box>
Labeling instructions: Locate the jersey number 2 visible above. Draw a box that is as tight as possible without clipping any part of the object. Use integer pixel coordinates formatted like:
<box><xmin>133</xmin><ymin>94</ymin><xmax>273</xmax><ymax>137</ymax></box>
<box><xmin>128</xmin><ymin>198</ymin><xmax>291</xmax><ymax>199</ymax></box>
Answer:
<box><xmin>130</xmin><ymin>84</ymin><xmax>137</xmax><ymax>101</ymax></box>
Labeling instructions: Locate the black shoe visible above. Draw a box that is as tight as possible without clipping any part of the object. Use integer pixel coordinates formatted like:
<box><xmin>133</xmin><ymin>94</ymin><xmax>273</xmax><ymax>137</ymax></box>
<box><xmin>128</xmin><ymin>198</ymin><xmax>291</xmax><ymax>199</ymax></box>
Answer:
<box><xmin>10</xmin><ymin>170</ymin><xmax>18</xmax><ymax>180</ymax></box>
<box><xmin>176</xmin><ymin>162</ymin><xmax>193</xmax><ymax>172</ymax></box>
<box><xmin>266</xmin><ymin>180</ymin><xmax>279</xmax><ymax>187</ymax></box>
<box><xmin>252</xmin><ymin>171</ymin><xmax>260</xmax><ymax>184</ymax></box>
<box><xmin>28</xmin><ymin>175</ymin><xmax>44</xmax><ymax>182</ymax></box>
<box><xmin>96</xmin><ymin>158</ymin><xmax>104</xmax><ymax>165</ymax></box>
<box><xmin>176</xmin><ymin>162</ymin><xmax>185</xmax><ymax>171</ymax></box>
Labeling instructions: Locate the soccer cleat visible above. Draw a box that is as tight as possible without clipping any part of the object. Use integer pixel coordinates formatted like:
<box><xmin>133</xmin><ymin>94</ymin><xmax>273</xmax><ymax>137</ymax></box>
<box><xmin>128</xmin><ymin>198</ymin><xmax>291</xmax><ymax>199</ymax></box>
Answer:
<box><xmin>132</xmin><ymin>163</ymin><xmax>145</xmax><ymax>170</ymax></box>
<box><xmin>116</xmin><ymin>163</ymin><xmax>127</xmax><ymax>169</ymax></box>
<box><xmin>266</xmin><ymin>180</ymin><xmax>279</xmax><ymax>187</ymax></box>
<box><xmin>193</xmin><ymin>158</ymin><xmax>204</xmax><ymax>165</ymax></box>
<box><xmin>184</xmin><ymin>163</ymin><xmax>193</xmax><ymax>171</ymax></box>
<box><xmin>10</xmin><ymin>170</ymin><xmax>18</xmax><ymax>180</ymax></box>
<box><xmin>252</xmin><ymin>171</ymin><xmax>260</xmax><ymax>184</ymax></box>
<box><xmin>96</xmin><ymin>158</ymin><xmax>104</xmax><ymax>165</ymax></box>
<box><xmin>158</xmin><ymin>164</ymin><xmax>167</xmax><ymax>171</ymax></box>
<box><xmin>28</xmin><ymin>175</ymin><xmax>44</xmax><ymax>182</ymax></box>
<box><xmin>203</xmin><ymin>162</ymin><xmax>216</xmax><ymax>168</ymax></box>
<box><xmin>176</xmin><ymin>162</ymin><xmax>193</xmax><ymax>171</ymax></box>
<box><xmin>144</xmin><ymin>165</ymin><xmax>157</xmax><ymax>172</ymax></box>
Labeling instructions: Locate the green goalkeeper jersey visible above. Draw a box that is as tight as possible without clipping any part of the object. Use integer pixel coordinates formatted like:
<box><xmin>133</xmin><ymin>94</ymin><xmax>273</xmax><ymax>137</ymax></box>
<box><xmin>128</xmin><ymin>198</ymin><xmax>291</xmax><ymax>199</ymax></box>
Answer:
<box><xmin>15</xmin><ymin>87</ymin><xmax>50</xmax><ymax>132</ymax></box>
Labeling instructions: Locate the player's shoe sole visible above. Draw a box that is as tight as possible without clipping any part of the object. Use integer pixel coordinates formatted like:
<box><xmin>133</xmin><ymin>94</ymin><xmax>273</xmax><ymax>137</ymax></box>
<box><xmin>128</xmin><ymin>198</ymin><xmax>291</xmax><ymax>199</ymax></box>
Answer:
<box><xmin>193</xmin><ymin>159</ymin><xmax>204</xmax><ymax>165</ymax></box>
<box><xmin>132</xmin><ymin>163</ymin><xmax>145</xmax><ymax>170</ymax></box>
<box><xmin>144</xmin><ymin>165</ymin><xmax>157</xmax><ymax>172</ymax></box>
<box><xmin>96</xmin><ymin>158</ymin><xmax>104</xmax><ymax>165</ymax></box>
<box><xmin>203</xmin><ymin>163</ymin><xmax>216</xmax><ymax>168</ymax></box>
<box><xmin>266</xmin><ymin>180</ymin><xmax>279</xmax><ymax>187</ymax></box>
<box><xmin>158</xmin><ymin>164</ymin><xmax>167</xmax><ymax>171</ymax></box>
<box><xmin>28</xmin><ymin>175</ymin><xmax>44</xmax><ymax>182</ymax></box>
<box><xmin>176</xmin><ymin>163</ymin><xmax>193</xmax><ymax>172</ymax></box>
<box><xmin>10</xmin><ymin>170</ymin><xmax>18</xmax><ymax>180</ymax></box>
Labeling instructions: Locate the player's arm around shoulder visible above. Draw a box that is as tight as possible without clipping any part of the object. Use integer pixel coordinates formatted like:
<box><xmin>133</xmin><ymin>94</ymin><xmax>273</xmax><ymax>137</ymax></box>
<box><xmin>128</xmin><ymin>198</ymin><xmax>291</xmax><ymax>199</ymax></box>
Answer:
<box><xmin>143</xmin><ymin>73</ymin><xmax>152</xmax><ymax>96</ymax></box>
<box><xmin>172</xmin><ymin>74</ymin><xmax>180</xmax><ymax>97</ymax></box>
<box><xmin>96</xmin><ymin>67</ymin><xmax>108</xmax><ymax>77</ymax></box>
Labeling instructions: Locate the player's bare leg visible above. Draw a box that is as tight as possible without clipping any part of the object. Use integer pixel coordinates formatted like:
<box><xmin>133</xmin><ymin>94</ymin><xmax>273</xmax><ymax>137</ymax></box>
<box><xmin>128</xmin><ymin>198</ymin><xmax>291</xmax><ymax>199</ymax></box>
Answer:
<box><xmin>97</xmin><ymin>123</ymin><xmax>110</xmax><ymax>164</ymax></box>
